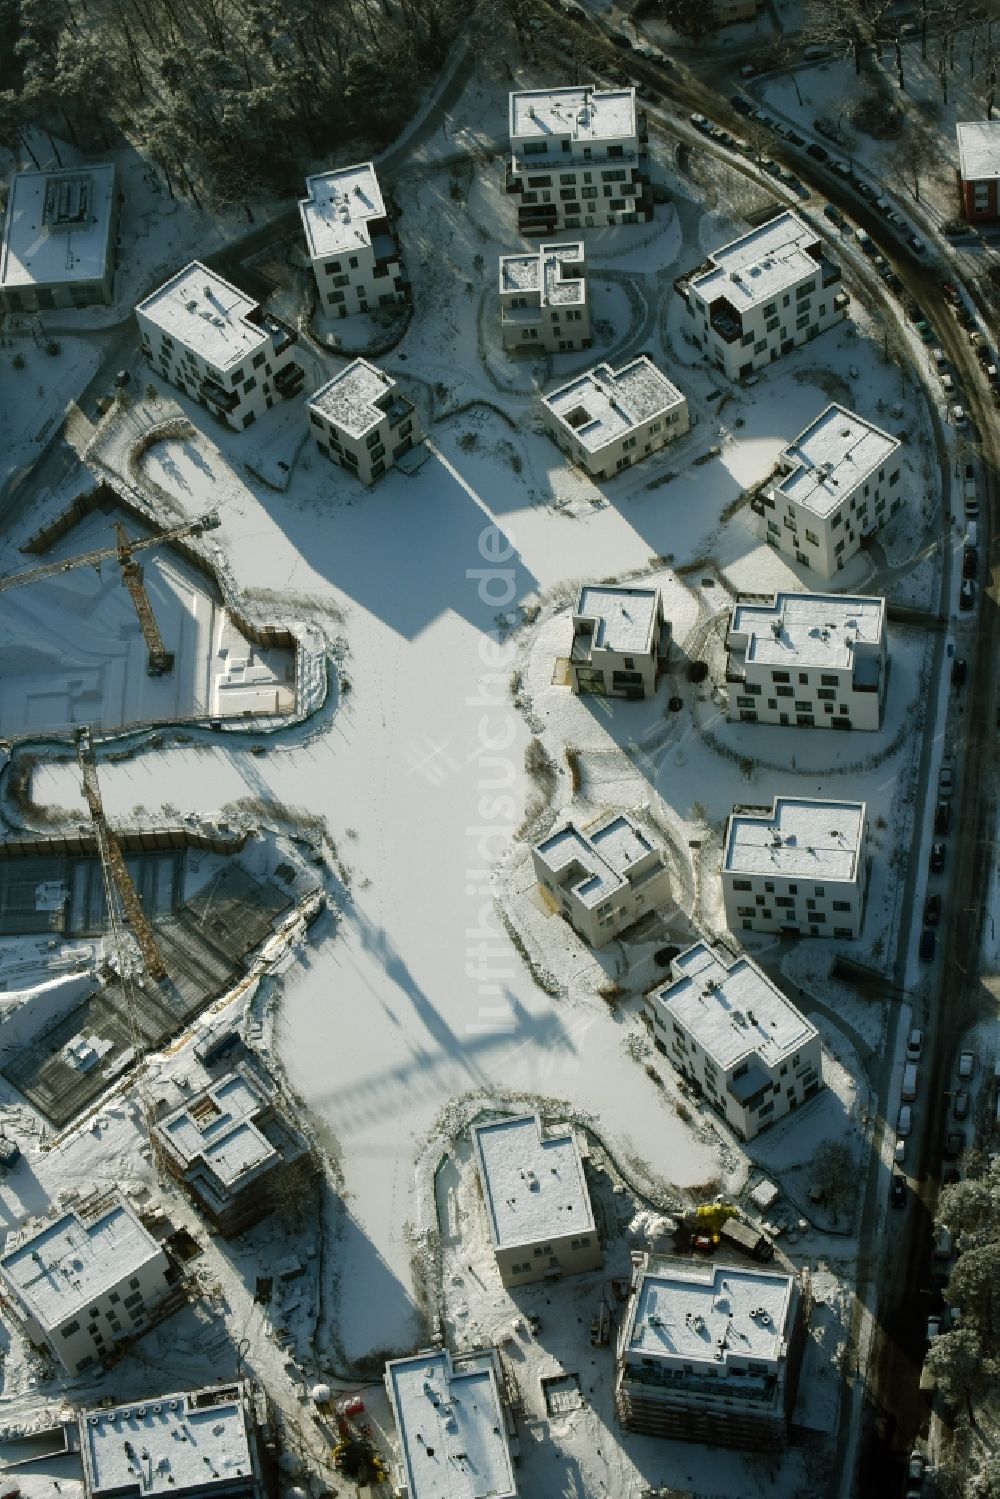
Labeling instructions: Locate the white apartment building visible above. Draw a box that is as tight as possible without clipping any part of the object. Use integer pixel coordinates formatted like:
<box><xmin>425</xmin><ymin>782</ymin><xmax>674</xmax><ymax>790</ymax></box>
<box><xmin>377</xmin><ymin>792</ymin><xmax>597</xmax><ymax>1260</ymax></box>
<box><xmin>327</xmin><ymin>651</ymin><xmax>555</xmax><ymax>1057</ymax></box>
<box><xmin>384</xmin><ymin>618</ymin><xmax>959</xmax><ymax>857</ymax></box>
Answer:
<box><xmin>79</xmin><ymin>1383</ymin><xmax>267</xmax><ymax>1499</ymax></box>
<box><xmin>533</xmin><ymin>811</ymin><xmax>671</xmax><ymax>947</ymax></box>
<box><xmin>0</xmin><ymin>165</ymin><xmax>119</xmax><ymax>312</ymax></box>
<box><xmin>726</xmin><ymin>591</ymin><xmax>888</xmax><ymax>730</ymax></box>
<box><xmin>677</xmin><ymin>211</ymin><xmax>849</xmax><ymax>381</ymax></box>
<box><xmin>136</xmin><ymin>262</ymin><xmax>304</xmax><ymax>430</ymax></box>
<box><xmin>499</xmin><ymin>240</ymin><xmax>591</xmax><ymax>353</ymax></box>
<box><xmin>757</xmin><ymin>404</ymin><xmax>903</xmax><ymax>577</ymax></box>
<box><xmin>0</xmin><ymin>1197</ymin><xmax>173</xmax><ymax>1375</ymax></box>
<box><xmin>646</xmin><ymin>941</ymin><xmax>823</xmax><ymax>1141</ymax></box>
<box><xmin>616</xmin><ymin>1254</ymin><xmax>804</xmax><ymax>1447</ymax></box>
<box><xmin>471</xmin><ymin>1113</ymin><xmax>601</xmax><ymax>1286</ymax></box>
<box><xmin>507</xmin><ymin>85</ymin><xmax>652</xmax><ymax>235</ymax></box>
<box><xmin>568</xmin><ymin>583</ymin><xmax>668</xmax><ymax>698</ymax></box>
<box><xmin>299</xmin><ymin>161</ymin><xmax>408</xmax><ymax>318</ymax></box>
<box><xmin>385</xmin><ymin>1347</ymin><xmax>518</xmax><ymax>1499</ymax></box>
<box><xmin>722</xmin><ymin>796</ymin><xmax>868</xmax><ymax>938</ymax></box>
<box><xmin>542</xmin><ymin>357</ymin><xmax>689</xmax><ymax>479</ymax></box>
<box><xmin>306</xmin><ymin>358</ymin><xmax>421</xmax><ymax>483</ymax></box>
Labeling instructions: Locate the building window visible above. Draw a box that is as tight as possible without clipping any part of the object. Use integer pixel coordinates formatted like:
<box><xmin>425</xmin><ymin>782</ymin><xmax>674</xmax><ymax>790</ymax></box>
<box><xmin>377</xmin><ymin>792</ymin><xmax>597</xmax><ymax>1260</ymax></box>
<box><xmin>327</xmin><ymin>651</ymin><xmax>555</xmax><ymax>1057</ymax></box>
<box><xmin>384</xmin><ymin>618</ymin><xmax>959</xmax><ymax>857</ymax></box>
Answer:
<box><xmin>61</xmin><ymin>1320</ymin><xmax>81</xmax><ymax>1338</ymax></box>
<box><xmin>732</xmin><ymin>879</ymin><xmax>752</xmax><ymax>891</ymax></box>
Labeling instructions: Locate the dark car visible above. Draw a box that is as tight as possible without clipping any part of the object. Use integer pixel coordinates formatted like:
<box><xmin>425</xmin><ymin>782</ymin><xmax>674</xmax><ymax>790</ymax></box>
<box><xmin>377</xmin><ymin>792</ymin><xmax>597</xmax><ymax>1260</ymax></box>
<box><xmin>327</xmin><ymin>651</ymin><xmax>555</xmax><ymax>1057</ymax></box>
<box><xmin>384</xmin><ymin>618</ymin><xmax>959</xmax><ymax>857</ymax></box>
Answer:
<box><xmin>823</xmin><ymin>203</ymin><xmax>844</xmax><ymax>225</ymax></box>
<box><xmin>887</xmin><ymin>271</ymin><xmax>904</xmax><ymax>294</ymax></box>
<box><xmin>923</xmin><ymin>892</ymin><xmax>941</xmax><ymax>926</ymax></box>
<box><xmin>891</xmin><ymin>1175</ymin><xmax>907</xmax><ymax>1208</ymax></box>
<box><xmin>904</xmin><ymin>298</ymin><xmax>923</xmax><ymax>321</ymax></box>
<box><xmin>919</xmin><ymin>927</ymin><xmax>936</xmax><ymax>963</ymax></box>
<box><xmin>934</xmin><ymin>799</ymin><xmax>951</xmax><ymax>835</ymax></box>
<box><xmin>960</xmin><ymin>577</ymin><xmax>976</xmax><ymax>611</ymax></box>
<box><xmin>786</xmin><ymin>129</ymin><xmax>805</xmax><ymax>146</ymax></box>
<box><xmin>806</xmin><ymin>142</ymin><xmax>829</xmax><ymax>162</ymax></box>
<box><xmin>730</xmin><ymin>95</ymin><xmax>753</xmax><ymax>115</ymax></box>
<box><xmin>964</xmin><ymin>545</ymin><xmax>978</xmax><ymax>579</ymax></box>
<box><xmin>944</xmin><ymin>1129</ymin><xmax>966</xmax><ymax>1160</ymax></box>
<box><xmin>930</xmin><ymin>842</ymin><xmax>946</xmax><ymax>873</ymax></box>
<box><xmin>951</xmin><ymin>657</ymin><xmax>967</xmax><ymax>687</ymax></box>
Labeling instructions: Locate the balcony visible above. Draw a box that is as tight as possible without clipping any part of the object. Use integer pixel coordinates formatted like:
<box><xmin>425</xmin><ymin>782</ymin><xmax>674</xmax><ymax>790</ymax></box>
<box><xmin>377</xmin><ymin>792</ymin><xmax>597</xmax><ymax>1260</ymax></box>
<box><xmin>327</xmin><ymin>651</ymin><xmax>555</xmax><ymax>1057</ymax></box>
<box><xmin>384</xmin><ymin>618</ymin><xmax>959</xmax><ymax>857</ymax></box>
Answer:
<box><xmin>819</xmin><ymin>257</ymin><xmax>842</xmax><ymax>287</ymax></box>
<box><xmin>709</xmin><ymin>301</ymin><xmax>743</xmax><ymax>344</ymax></box>
<box><xmin>199</xmin><ymin>378</ymin><xmax>239</xmax><ymax>413</ymax></box>
<box><xmin>505</xmin><ymin>162</ymin><xmax>523</xmax><ymax>195</ymax></box>
<box><xmin>274</xmin><ymin>361</ymin><xmax>305</xmax><ymax>396</ymax></box>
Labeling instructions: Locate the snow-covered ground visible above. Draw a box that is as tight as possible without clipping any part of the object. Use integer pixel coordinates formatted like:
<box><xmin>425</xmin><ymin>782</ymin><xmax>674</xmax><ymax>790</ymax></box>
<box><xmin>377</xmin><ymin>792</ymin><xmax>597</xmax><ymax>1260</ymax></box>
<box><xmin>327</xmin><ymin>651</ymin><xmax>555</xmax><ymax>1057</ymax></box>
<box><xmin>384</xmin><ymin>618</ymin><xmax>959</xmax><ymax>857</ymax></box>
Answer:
<box><xmin>0</xmin><ymin>337</ymin><xmax>103</xmax><ymax>496</ymax></box>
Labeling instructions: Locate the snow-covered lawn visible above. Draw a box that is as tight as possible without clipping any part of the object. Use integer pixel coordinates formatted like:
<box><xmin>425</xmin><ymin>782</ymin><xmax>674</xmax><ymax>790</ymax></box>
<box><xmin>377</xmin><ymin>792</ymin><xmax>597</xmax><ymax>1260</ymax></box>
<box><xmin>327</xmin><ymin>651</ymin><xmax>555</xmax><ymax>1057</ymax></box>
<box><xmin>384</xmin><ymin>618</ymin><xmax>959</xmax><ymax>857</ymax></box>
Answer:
<box><xmin>0</xmin><ymin>338</ymin><xmax>103</xmax><ymax>495</ymax></box>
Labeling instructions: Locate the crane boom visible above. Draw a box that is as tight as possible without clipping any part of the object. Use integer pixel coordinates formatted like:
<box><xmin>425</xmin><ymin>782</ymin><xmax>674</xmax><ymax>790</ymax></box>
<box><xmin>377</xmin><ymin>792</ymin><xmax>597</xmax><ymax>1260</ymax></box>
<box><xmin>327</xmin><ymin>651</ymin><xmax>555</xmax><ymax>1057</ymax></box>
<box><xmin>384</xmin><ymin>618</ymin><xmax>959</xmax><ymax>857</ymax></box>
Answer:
<box><xmin>115</xmin><ymin>523</ymin><xmax>173</xmax><ymax>675</ymax></box>
<box><xmin>76</xmin><ymin>726</ymin><xmax>167</xmax><ymax>982</ymax></box>
<box><xmin>0</xmin><ymin>511</ymin><xmax>220</xmax><ymax>595</ymax></box>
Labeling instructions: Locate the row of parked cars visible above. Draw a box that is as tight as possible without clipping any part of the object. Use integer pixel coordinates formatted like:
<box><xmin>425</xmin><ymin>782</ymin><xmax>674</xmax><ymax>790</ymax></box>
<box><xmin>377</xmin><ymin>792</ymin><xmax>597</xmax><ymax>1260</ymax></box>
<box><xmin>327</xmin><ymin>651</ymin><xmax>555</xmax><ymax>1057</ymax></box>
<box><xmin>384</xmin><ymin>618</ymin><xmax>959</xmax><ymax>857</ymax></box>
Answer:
<box><xmin>689</xmin><ymin>110</ymin><xmax>809</xmax><ymax>197</ymax></box>
<box><xmin>892</xmin><ymin>1042</ymin><xmax>975</xmax><ymax>1204</ymax></box>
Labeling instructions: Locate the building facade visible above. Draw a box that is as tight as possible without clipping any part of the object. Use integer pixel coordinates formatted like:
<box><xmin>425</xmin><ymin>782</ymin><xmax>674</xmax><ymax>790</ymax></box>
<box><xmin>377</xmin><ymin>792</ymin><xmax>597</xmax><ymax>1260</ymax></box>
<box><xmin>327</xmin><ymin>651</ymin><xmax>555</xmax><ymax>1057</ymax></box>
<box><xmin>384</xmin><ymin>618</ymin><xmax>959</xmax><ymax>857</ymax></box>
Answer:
<box><xmin>299</xmin><ymin>162</ymin><xmax>409</xmax><ymax>317</ymax></box>
<box><xmin>155</xmin><ymin>1064</ymin><xmax>310</xmax><ymax>1235</ymax></box>
<box><xmin>306</xmin><ymin>358</ymin><xmax>421</xmax><ymax>483</ymax></box>
<box><xmin>956</xmin><ymin>121</ymin><xmax>1000</xmax><ymax>223</ymax></box>
<box><xmin>616</xmin><ymin>1254</ymin><xmax>804</xmax><ymax>1447</ymax></box>
<box><xmin>0</xmin><ymin>165</ymin><xmax>119</xmax><ymax>313</ymax></box>
<box><xmin>471</xmin><ymin>1113</ymin><xmax>601</xmax><ymax>1286</ymax></box>
<box><xmin>726</xmin><ymin>591</ymin><xmax>888</xmax><ymax>730</ymax></box>
<box><xmin>499</xmin><ymin>240</ymin><xmax>590</xmax><ymax>353</ymax></box>
<box><xmin>79</xmin><ymin>1383</ymin><xmax>267</xmax><ymax>1499</ymax></box>
<box><xmin>676</xmin><ymin>211</ymin><xmax>848</xmax><ymax>381</ymax></box>
<box><xmin>533</xmin><ymin>811</ymin><xmax>671</xmax><ymax>947</ymax></box>
<box><xmin>542</xmin><ymin>357</ymin><xmax>689</xmax><ymax>479</ymax></box>
<box><xmin>136</xmin><ymin>262</ymin><xmax>304</xmax><ymax>430</ymax></box>
<box><xmin>0</xmin><ymin>1197</ymin><xmax>173</xmax><ymax>1375</ymax></box>
<box><xmin>568</xmin><ymin>583</ymin><xmax>668</xmax><ymax>698</ymax></box>
<box><xmin>507</xmin><ymin>86</ymin><xmax>651</xmax><ymax>235</ymax></box>
<box><xmin>646</xmin><ymin>941</ymin><xmax>824</xmax><ymax>1140</ymax></box>
<box><xmin>722</xmin><ymin>796</ymin><xmax>868</xmax><ymax>938</ymax></box>
<box><xmin>385</xmin><ymin>1347</ymin><xmax>518</xmax><ymax>1499</ymax></box>
<box><xmin>754</xmin><ymin>404</ymin><xmax>902</xmax><ymax>577</ymax></box>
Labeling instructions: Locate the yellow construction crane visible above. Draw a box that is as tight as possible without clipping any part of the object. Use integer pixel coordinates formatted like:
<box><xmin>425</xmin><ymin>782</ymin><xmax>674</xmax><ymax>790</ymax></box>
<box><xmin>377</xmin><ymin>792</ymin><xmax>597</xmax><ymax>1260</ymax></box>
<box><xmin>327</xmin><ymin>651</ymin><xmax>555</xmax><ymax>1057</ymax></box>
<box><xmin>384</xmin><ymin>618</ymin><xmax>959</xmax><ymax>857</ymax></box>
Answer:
<box><xmin>0</xmin><ymin>511</ymin><xmax>220</xmax><ymax>676</ymax></box>
<box><xmin>75</xmin><ymin>725</ymin><xmax>167</xmax><ymax>983</ymax></box>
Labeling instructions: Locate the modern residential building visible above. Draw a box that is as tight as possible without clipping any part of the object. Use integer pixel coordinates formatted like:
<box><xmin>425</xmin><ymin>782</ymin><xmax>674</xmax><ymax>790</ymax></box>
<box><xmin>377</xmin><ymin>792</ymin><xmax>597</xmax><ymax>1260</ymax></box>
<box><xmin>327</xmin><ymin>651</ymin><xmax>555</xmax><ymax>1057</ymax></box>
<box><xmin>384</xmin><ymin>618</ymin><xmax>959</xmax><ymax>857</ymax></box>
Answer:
<box><xmin>533</xmin><ymin>811</ymin><xmax>671</xmax><ymax>947</ymax></box>
<box><xmin>956</xmin><ymin>121</ymin><xmax>1000</xmax><ymax>223</ymax></box>
<box><xmin>154</xmin><ymin>1064</ymin><xmax>310</xmax><ymax>1235</ymax></box>
<box><xmin>385</xmin><ymin>1347</ymin><xmax>518</xmax><ymax>1499</ymax></box>
<box><xmin>299</xmin><ymin>161</ymin><xmax>409</xmax><ymax>317</ymax></box>
<box><xmin>646</xmin><ymin>941</ymin><xmax>824</xmax><ymax>1140</ymax></box>
<box><xmin>306</xmin><ymin>358</ymin><xmax>421</xmax><ymax>483</ymax></box>
<box><xmin>0</xmin><ymin>1196</ymin><xmax>174</xmax><ymax>1374</ymax></box>
<box><xmin>755</xmin><ymin>404</ymin><xmax>902</xmax><ymax>577</ymax></box>
<box><xmin>0</xmin><ymin>164</ymin><xmax>119</xmax><ymax>313</ymax></box>
<box><xmin>676</xmin><ymin>211</ymin><xmax>848</xmax><ymax>381</ymax></box>
<box><xmin>471</xmin><ymin>1112</ymin><xmax>601</xmax><ymax>1286</ymax></box>
<box><xmin>726</xmin><ymin>591</ymin><xmax>888</xmax><ymax>729</ymax></box>
<box><xmin>79</xmin><ymin>1383</ymin><xmax>267</xmax><ymax>1499</ymax></box>
<box><xmin>506</xmin><ymin>85</ymin><xmax>652</xmax><ymax>235</ymax></box>
<box><xmin>567</xmin><ymin>583</ymin><xmax>668</xmax><ymax>698</ymax></box>
<box><xmin>722</xmin><ymin>796</ymin><xmax>868</xmax><ymax>938</ymax></box>
<box><xmin>615</xmin><ymin>1254</ymin><xmax>805</xmax><ymax>1446</ymax></box>
<box><xmin>499</xmin><ymin>240</ymin><xmax>591</xmax><ymax>353</ymax></box>
<box><xmin>542</xmin><ymin>357</ymin><xmax>689</xmax><ymax>479</ymax></box>
<box><xmin>136</xmin><ymin>262</ymin><xmax>304</xmax><ymax>430</ymax></box>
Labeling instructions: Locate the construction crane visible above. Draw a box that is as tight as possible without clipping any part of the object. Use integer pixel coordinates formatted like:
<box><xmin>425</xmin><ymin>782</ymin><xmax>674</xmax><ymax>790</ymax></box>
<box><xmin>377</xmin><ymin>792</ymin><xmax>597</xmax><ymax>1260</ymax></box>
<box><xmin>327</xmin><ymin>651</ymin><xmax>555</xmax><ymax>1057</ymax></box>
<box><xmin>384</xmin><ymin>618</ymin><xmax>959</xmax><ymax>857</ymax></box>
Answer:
<box><xmin>76</xmin><ymin>724</ymin><xmax>167</xmax><ymax>983</ymax></box>
<box><xmin>0</xmin><ymin>511</ymin><xmax>221</xmax><ymax>676</ymax></box>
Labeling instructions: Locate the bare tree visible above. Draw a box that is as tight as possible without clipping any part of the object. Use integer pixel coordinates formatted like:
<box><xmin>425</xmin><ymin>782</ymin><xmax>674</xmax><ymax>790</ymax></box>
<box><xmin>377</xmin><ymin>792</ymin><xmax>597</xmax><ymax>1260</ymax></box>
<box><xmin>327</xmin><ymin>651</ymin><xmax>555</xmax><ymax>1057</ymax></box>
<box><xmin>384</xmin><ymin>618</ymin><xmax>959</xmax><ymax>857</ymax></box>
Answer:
<box><xmin>891</xmin><ymin>119</ymin><xmax>936</xmax><ymax>202</ymax></box>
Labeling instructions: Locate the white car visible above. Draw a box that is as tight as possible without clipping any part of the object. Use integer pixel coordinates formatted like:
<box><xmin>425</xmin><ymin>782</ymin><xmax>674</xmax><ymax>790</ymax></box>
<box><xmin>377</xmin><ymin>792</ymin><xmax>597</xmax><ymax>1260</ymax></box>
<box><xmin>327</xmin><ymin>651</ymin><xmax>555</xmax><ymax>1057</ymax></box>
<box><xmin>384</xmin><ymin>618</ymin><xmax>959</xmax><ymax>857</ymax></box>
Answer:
<box><xmin>951</xmin><ymin>404</ymin><xmax>968</xmax><ymax>426</ymax></box>
<box><xmin>926</xmin><ymin>1313</ymin><xmax>942</xmax><ymax>1343</ymax></box>
<box><xmin>898</xmin><ymin>1104</ymin><xmax>912</xmax><ymax>1137</ymax></box>
<box><xmin>894</xmin><ymin>1137</ymin><xmax>906</xmax><ymax>1165</ymax></box>
<box><xmin>958</xmin><ymin>1051</ymin><xmax>975</xmax><ymax>1081</ymax></box>
<box><xmin>907</xmin><ymin>1027</ymin><xmax>924</xmax><ymax>1061</ymax></box>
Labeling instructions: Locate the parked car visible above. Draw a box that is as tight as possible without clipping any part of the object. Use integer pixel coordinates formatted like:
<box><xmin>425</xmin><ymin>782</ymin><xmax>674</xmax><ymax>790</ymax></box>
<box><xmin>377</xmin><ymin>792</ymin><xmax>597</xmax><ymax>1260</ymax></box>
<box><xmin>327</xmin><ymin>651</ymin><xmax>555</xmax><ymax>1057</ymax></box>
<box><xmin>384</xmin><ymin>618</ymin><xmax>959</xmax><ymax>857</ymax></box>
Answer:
<box><xmin>730</xmin><ymin>95</ymin><xmax>752</xmax><ymax>115</ymax></box>
<box><xmin>960</xmin><ymin>577</ymin><xmax>976</xmax><ymax>611</ymax></box>
<box><xmin>919</xmin><ymin>928</ymin><xmax>936</xmax><ymax>963</ymax></box>
<box><xmin>964</xmin><ymin>545</ymin><xmax>978</xmax><ymax>579</ymax></box>
<box><xmin>907</xmin><ymin>1027</ymin><xmax>924</xmax><ymax>1061</ymax></box>
<box><xmin>934</xmin><ymin>799</ymin><xmax>950</xmax><ymax>835</ymax></box>
<box><xmin>940</xmin><ymin>374</ymin><xmax>955</xmax><ymax>395</ymax></box>
<box><xmin>951</xmin><ymin>657</ymin><xmax>967</xmax><ymax>687</ymax></box>
<box><xmin>915</xmin><ymin>320</ymin><xmax>935</xmax><ymax>343</ymax></box>
<box><xmin>954</xmin><ymin>1088</ymin><xmax>970</xmax><ymax>1120</ymax></box>
<box><xmin>806</xmin><ymin>142</ymin><xmax>829</xmax><ymax>161</ymax></box>
<box><xmin>894</xmin><ymin>1136</ymin><xmax>906</xmax><ymax>1164</ymax></box>
<box><xmin>823</xmin><ymin>202</ymin><xmax>844</xmax><ymax>224</ymax></box>
<box><xmin>898</xmin><ymin>1104</ymin><xmax>912</xmax><ymax>1137</ymax></box>
<box><xmin>958</xmin><ymin>1051</ymin><xmax>975</xmax><ymax>1080</ymax></box>
<box><xmin>832</xmin><ymin>159</ymin><xmax>852</xmax><ymax>177</ymax></box>
<box><xmin>929</xmin><ymin>842</ymin><xmax>946</xmax><ymax>873</ymax></box>
<box><xmin>923</xmin><ymin>893</ymin><xmax>941</xmax><ymax>926</ymax></box>
<box><xmin>944</xmin><ymin>1129</ymin><xmax>966</xmax><ymax>1159</ymax></box>
<box><xmin>950</xmin><ymin>404</ymin><xmax>968</xmax><ymax>426</ymax></box>
<box><xmin>926</xmin><ymin>1313</ymin><xmax>942</xmax><ymax>1343</ymax></box>
<box><xmin>891</xmin><ymin>1175</ymin><xmax>907</xmax><ymax>1208</ymax></box>
<box><xmin>939</xmin><ymin>764</ymin><xmax>954</xmax><ymax>798</ymax></box>
<box><xmin>909</xmin><ymin>233</ymin><xmax>927</xmax><ymax>254</ymax></box>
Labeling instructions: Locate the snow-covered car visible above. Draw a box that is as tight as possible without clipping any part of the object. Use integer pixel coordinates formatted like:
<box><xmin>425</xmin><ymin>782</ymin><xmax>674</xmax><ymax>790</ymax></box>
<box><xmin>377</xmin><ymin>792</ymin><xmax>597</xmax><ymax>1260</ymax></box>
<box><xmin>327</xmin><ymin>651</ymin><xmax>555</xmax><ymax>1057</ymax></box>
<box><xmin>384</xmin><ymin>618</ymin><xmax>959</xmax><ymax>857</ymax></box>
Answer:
<box><xmin>950</xmin><ymin>403</ymin><xmax>968</xmax><ymax>426</ymax></box>
<box><xmin>909</xmin><ymin>234</ymin><xmax>927</xmax><ymax>254</ymax></box>
<box><xmin>958</xmin><ymin>1051</ymin><xmax>975</xmax><ymax>1080</ymax></box>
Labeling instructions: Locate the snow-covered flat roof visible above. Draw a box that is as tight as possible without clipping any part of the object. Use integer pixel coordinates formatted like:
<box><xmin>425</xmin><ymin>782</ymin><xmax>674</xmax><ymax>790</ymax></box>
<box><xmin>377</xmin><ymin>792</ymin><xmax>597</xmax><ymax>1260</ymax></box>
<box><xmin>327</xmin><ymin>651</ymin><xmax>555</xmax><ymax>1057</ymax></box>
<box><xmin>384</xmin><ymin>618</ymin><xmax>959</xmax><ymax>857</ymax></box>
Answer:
<box><xmin>535</xmin><ymin>812</ymin><xmax>657</xmax><ymax>909</ymax></box>
<box><xmin>499</xmin><ymin>241</ymin><xmax>586</xmax><ymax>305</ymax></box>
<box><xmin>777</xmin><ymin>404</ymin><xmax>900</xmax><ymax>518</ymax></box>
<box><xmin>157</xmin><ymin>1069</ymin><xmax>277</xmax><ymax>1186</ymax></box>
<box><xmin>625</xmin><ymin>1257</ymin><xmax>796</xmax><ymax>1373</ymax></box>
<box><xmin>472</xmin><ymin>1112</ymin><xmax>595</xmax><ymax>1250</ymax></box>
<box><xmin>543</xmin><ymin>358</ymin><xmax>685</xmax><ymax>453</ymax></box>
<box><xmin>308</xmin><ymin>358</ymin><xmax>410</xmax><ymax>438</ymax></box>
<box><xmin>510</xmin><ymin>85</ymin><xmax>637</xmax><ymax>145</ymax></box>
<box><xmin>957</xmin><ymin>120</ymin><xmax>1000</xmax><ymax>182</ymax></box>
<box><xmin>0</xmin><ymin>1202</ymin><xmax>162</xmax><ymax>1330</ymax></box>
<box><xmin>136</xmin><ymin>262</ymin><xmax>272</xmax><ymax>369</ymax></box>
<box><xmin>724</xmin><ymin>797</ymin><xmax>865</xmax><ymax>882</ymax></box>
<box><xmin>652</xmin><ymin>941</ymin><xmax>817</xmax><ymax>1072</ymax></box>
<box><xmin>80</xmin><ymin>1384</ymin><xmax>259</xmax><ymax>1499</ymax></box>
<box><xmin>728</xmin><ymin>592</ymin><xmax>885</xmax><ymax>671</ymax></box>
<box><xmin>299</xmin><ymin>162</ymin><xmax>390</xmax><ymax>260</ymax></box>
<box><xmin>690</xmin><ymin>211</ymin><xmax>823</xmax><ymax>310</ymax></box>
<box><xmin>385</xmin><ymin>1348</ymin><xmax>517</xmax><ymax>1499</ymax></box>
<box><xmin>0</xmin><ymin>165</ymin><xmax>116</xmax><ymax>290</ymax></box>
<box><xmin>575</xmin><ymin>584</ymin><xmax>659</xmax><ymax>655</ymax></box>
